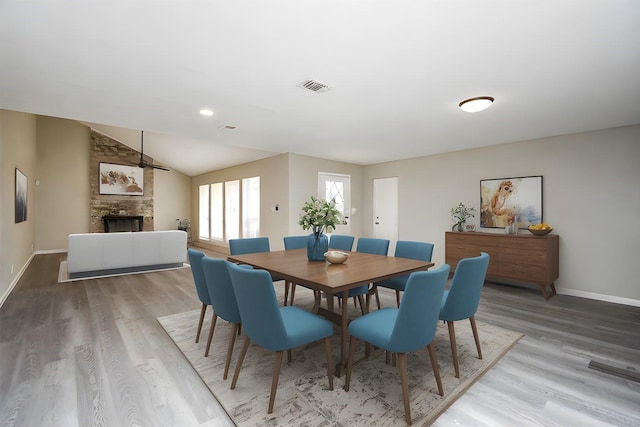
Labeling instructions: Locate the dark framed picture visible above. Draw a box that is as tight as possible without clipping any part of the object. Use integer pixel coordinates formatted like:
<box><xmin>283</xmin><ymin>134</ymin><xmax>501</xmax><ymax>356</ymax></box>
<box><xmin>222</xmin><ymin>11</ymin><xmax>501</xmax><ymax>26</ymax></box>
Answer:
<box><xmin>15</xmin><ymin>168</ymin><xmax>27</xmax><ymax>223</ymax></box>
<box><xmin>480</xmin><ymin>176</ymin><xmax>543</xmax><ymax>229</ymax></box>
<box><xmin>99</xmin><ymin>162</ymin><xmax>144</xmax><ymax>196</ymax></box>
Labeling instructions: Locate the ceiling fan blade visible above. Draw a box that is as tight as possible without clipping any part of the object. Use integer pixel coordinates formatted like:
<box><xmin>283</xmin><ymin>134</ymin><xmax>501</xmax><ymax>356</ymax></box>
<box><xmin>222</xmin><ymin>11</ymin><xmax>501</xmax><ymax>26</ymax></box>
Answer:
<box><xmin>152</xmin><ymin>164</ymin><xmax>170</xmax><ymax>171</ymax></box>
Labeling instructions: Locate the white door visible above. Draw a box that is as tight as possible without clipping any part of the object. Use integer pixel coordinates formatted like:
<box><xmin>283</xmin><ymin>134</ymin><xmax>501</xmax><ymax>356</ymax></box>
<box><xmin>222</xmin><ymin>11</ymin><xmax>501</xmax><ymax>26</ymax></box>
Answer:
<box><xmin>373</xmin><ymin>177</ymin><xmax>398</xmax><ymax>255</ymax></box>
<box><xmin>318</xmin><ymin>173</ymin><xmax>351</xmax><ymax>235</ymax></box>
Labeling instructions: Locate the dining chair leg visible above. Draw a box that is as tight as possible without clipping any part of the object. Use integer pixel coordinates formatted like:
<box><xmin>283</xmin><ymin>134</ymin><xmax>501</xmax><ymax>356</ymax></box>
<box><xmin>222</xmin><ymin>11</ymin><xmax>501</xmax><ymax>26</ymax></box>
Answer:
<box><xmin>289</xmin><ymin>282</ymin><xmax>297</xmax><ymax>306</ymax></box>
<box><xmin>397</xmin><ymin>353</ymin><xmax>412</xmax><ymax>425</ymax></box>
<box><xmin>344</xmin><ymin>335</ymin><xmax>358</xmax><ymax>391</ymax></box>
<box><xmin>324</xmin><ymin>337</ymin><xmax>334</xmax><ymax>390</ymax></box>
<box><xmin>469</xmin><ymin>316</ymin><xmax>483</xmax><ymax>359</ymax></box>
<box><xmin>427</xmin><ymin>342</ymin><xmax>444</xmax><ymax>396</ymax></box>
<box><xmin>268</xmin><ymin>351</ymin><xmax>284</xmax><ymax>414</ymax></box>
<box><xmin>287</xmin><ymin>349</ymin><xmax>292</xmax><ymax>363</ymax></box>
<box><xmin>223</xmin><ymin>323</ymin><xmax>239</xmax><ymax>380</ymax></box>
<box><xmin>231</xmin><ymin>335</ymin><xmax>251</xmax><ymax>390</ymax></box>
<box><xmin>446</xmin><ymin>320</ymin><xmax>460</xmax><ymax>378</ymax></box>
<box><xmin>395</xmin><ymin>290</ymin><xmax>401</xmax><ymax>308</ymax></box>
<box><xmin>195</xmin><ymin>303</ymin><xmax>207</xmax><ymax>343</ymax></box>
<box><xmin>204</xmin><ymin>312</ymin><xmax>219</xmax><ymax>356</ymax></box>
<box><xmin>283</xmin><ymin>281</ymin><xmax>290</xmax><ymax>306</ymax></box>
<box><xmin>374</xmin><ymin>286</ymin><xmax>381</xmax><ymax>310</ymax></box>
<box><xmin>356</xmin><ymin>295</ymin><xmax>366</xmax><ymax>316</ymax></box>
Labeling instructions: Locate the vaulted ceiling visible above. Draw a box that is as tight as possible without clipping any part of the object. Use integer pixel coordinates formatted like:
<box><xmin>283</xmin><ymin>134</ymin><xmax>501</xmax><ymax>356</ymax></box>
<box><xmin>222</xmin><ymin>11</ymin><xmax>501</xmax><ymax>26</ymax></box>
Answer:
<box><xmin>1</xmin><ymin>1</ymin><xmax>639</xmax><ymax>176</ymax></box>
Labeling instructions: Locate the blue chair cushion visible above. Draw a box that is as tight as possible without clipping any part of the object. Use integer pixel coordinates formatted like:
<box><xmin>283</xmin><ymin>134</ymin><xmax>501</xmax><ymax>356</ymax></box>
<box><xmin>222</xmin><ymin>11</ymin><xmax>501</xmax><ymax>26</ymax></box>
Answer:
<box><xmin>348</xmin><ymin>307</ymin><xmax>398</xmax><ymax>349</ymax></box>
<box><xmin>280</xmin><ymin>306</ymin><xmax>334</xmax><ymax>350</ymax></box>
<box><xmin>376</xmin><ymin>275</ymin><xmax>408</xmax><ymax>291</ymax></box>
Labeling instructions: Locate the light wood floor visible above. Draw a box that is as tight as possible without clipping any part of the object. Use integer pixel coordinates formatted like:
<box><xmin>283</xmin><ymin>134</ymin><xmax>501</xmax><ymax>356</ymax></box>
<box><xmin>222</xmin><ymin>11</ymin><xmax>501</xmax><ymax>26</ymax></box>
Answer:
<box><xmin>0</xmin><ymin>252</ymin><xmax>638</xmax><ymax>426</ymax></box>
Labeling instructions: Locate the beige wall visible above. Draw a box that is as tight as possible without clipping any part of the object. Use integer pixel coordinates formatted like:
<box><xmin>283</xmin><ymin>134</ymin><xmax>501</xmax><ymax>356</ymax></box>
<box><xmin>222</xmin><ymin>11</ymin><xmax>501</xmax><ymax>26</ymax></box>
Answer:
<box><xmin>0</xmin><ymin>110</ymin><xmax>37</xmax><ymax>305</ymax></box>
<box><xmin>191</xmin><ymin>154</ymin><xmax>289</xmax><ymax>252</ymax></box>
<box><xmin>287</xmin><ymin>153</ymin><xmax>365</xmax><ymax>237</ymax></box>
<box><xmin>35</xmin><ymin>116</ymin><xmax>91</xmax><ymax>250</ymax></box>
<box><xmin>363</xmin><ymin>125</ymin><xmax>640</xmax><ymax>304</ymax></box>
<box><xmin>154</xmin><ymin>169</ymin><xmax>191</xmax><ymax>231</ymax></box>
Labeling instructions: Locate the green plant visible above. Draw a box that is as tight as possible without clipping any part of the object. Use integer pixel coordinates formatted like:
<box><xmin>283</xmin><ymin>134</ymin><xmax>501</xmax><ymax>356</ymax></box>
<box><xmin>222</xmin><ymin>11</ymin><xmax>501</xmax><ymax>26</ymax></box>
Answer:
<box><xmin>298</xmin><ymin>196</ymin><xmax>342</xmax><ymax>236</ymax></box>
<box><xmin>450</xmin><ymin>202</ymin><xmax>476</xmax><ymax>230</ymax></box>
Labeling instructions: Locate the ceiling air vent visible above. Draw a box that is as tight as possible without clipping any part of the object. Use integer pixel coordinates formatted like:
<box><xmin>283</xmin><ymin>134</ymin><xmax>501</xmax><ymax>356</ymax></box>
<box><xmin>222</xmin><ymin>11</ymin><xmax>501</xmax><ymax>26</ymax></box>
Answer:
<box><xmin>298</xmin><ymin>79</ymin><xmax>330</xmax><ymax>93</ymax></box>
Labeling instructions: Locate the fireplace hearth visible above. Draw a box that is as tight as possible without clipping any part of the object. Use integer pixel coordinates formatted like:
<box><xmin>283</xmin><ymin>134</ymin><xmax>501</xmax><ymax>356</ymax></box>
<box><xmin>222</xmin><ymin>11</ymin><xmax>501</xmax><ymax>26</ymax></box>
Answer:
<box><xmin>103</xmin><ymin>215</ymin><xmax>144</xmax><ymax>232</ymax></box>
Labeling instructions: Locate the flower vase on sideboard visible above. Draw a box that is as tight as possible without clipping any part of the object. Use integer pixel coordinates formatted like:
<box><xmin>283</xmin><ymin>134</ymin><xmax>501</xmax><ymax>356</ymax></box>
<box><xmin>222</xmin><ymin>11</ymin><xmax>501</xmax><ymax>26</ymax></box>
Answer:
<box><xmin>307</xmin><ymin>233</ymin><xmax>329</xmax><ymax>261</ymax></box>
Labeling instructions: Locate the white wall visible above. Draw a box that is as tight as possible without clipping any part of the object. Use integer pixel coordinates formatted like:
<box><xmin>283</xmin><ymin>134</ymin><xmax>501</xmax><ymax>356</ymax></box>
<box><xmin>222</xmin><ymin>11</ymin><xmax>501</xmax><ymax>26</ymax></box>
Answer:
<box><xmin>0</xmin><ymin>110</ymin><xmax>37</xmax><ymax>306</ymax></box>
<box><xmin>363</xmin><ymin>125</ymin><xmax>640</xmax><ymax>305</ymax></box>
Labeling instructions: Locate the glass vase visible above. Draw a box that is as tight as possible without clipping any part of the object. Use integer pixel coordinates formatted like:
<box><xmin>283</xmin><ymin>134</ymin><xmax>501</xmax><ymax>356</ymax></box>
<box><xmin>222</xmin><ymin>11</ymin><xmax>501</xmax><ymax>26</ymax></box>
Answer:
<box><xmin>307</xmin><ymin>233</ymin><xmax>329</xmax><ymax>261</ymax></box>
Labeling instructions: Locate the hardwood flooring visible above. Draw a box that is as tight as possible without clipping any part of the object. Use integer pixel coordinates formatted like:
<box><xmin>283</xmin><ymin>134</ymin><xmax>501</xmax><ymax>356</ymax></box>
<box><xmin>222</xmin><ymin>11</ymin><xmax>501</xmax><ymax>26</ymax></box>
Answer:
<box><xmin>0</xmin><ymin>251</ymin><xmax>638</xmax><ymax>426</ymax></box>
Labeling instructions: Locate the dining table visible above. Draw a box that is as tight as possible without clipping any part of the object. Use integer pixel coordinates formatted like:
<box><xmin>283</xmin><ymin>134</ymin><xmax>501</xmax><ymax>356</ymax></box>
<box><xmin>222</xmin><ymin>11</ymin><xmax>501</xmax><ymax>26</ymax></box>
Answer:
<box><xmin>227</xmin><ymin>248</ymin><xmax>434</xmax><ymax>376</ymax></box>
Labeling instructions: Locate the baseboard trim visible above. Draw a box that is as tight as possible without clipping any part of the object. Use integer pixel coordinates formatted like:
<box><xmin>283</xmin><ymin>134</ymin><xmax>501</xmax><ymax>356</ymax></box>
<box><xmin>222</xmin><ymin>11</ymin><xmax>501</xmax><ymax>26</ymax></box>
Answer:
<box><xmin>0</xmin><ymin>253</ymin><xmax>35</xmax><ymax>309</ymax></box>
<box><xmin>558</xmin><ymin>288</ymin><xmax>640</xmax><ymax>307</ymax></box>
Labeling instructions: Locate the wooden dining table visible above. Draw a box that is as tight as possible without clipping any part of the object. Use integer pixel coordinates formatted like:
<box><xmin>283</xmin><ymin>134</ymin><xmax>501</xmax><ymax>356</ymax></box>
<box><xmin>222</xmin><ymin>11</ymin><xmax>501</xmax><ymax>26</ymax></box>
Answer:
<box><xmin>227</xmin><ymin>248</ymin><xmax>434</xmax><ymax>376</ymax></box>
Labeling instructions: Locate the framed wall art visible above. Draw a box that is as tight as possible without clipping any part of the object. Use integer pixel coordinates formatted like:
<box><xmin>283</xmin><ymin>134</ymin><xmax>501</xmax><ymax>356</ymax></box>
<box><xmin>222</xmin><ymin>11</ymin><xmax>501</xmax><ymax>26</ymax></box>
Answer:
<box><xmin>99</xmin><ymin>162</ymin><xmax>144</xmax><ymax>196</ymax></box>
<box><xmin>480</xmin><ymin>175</ymin><xmax>542</xmax><ymax>229</ymax></box>
<box><xmin>15</xmin><ymin>168</ymin><xmax>28</xmax><ymax>223</ymax></box>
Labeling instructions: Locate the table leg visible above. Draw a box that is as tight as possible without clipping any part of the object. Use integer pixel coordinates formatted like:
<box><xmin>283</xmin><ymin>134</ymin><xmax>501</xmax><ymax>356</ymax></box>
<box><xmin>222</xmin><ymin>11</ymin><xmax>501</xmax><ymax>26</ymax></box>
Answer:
<box><xmin>335</xmin><ymin>289</ymin><xmax>350</xmax><ymax>377</ymax></box>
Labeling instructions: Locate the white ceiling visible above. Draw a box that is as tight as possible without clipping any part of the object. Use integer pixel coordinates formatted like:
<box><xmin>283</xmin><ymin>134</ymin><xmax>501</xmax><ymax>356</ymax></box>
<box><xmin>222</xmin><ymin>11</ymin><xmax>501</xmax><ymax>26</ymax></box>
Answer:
<box><xmin>1</xmin><ymin>1</ymin><xmax>639</xmax><ymax>176</ymax></box>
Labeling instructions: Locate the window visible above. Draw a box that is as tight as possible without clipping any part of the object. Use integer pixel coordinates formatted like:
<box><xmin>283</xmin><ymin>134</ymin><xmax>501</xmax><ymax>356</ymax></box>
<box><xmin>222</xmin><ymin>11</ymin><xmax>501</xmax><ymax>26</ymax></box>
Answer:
<box><xmin>210</xmin><ymin>182</ymin><xmax>223</xmax><ymax>240</ymax></box>
<box><xmin>199</xmin><ymin>177</ymin><xmax>260</xmax><ymax>243</ymax></box>
<box><xmin>242</xmin><ymin>177</ymin><xmax>260</xmax><ymax>237</ymax></box>
<box><xmin>198</xmin><ymin>184</ymin><xmax>209</xmax><ymax>240</ymax></box>
<box><xmin>225</xmin><ymin>180</ymin><xmax>240</xmax><ymax>240</ymax></box>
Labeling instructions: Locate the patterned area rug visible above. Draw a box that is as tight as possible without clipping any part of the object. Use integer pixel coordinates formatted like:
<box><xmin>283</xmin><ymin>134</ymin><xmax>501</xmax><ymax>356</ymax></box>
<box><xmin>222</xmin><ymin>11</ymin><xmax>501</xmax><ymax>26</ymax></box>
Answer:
<box><xmin>158</xmin><ymin>288</ymin><xmax>522</xmax><ymax>426</ymax></box>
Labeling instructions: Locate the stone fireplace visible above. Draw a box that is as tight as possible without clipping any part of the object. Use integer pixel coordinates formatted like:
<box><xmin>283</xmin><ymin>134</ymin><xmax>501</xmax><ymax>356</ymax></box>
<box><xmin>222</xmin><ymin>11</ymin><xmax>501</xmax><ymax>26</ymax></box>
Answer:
<box><xmin>89</xmin><ymin>130</ymin><xmax>154</xmax><ymax>233</ymax></box>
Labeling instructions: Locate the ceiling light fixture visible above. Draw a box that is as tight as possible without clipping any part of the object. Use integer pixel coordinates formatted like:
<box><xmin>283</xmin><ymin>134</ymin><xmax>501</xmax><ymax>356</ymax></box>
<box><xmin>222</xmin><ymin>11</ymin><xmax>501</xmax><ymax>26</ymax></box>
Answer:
<box><xmin>200</xmin><ymin>108</ymin><xmax>214</xmax><ymax>116</ymax></box>
<box><xmin>458</xmin><ymin>96</ymin><xmax>494</xmax><ymax>113</ymax></box>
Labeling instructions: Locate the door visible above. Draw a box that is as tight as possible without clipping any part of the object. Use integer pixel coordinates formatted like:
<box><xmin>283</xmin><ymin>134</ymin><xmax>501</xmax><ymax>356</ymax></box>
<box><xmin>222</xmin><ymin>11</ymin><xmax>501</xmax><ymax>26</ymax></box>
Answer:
<box><xmin>373</xmin><ymin>177</ymin><xmax>398</xmax><ymax>255</ymax></box>
<box><xmin>318</xmin><ymin>173</ymin><xmax>351</xmax><ymax>235</ymax></box>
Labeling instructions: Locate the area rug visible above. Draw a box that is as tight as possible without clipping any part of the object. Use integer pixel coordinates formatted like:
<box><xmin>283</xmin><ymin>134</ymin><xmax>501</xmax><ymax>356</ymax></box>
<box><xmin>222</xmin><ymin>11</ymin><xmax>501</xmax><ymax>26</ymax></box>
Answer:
<box><xmin>158</xmin><ymin>289</ymin><xmax>522</xmax><ymax>426</ymax></box>
<box><xmin>57</xmin><ymin>260</ymin><xmax>189</xmax><ymax>283</ymax></box>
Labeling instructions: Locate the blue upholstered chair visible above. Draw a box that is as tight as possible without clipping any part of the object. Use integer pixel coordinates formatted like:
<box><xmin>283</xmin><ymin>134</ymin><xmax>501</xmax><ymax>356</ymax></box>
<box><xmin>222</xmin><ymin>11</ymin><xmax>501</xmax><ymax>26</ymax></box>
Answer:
<box><xmin>375</xmin><ymin>241</ymin><xmax>434</xmax><ymax>309</ymax></box>
<box><xmin>328</xmin><ymin>234</ymin><xmax>355</xmax><ymax>251</ymax></box>
<box><xmin>187</xmin><ymin>248</ymin><xmax>210</xmax><ymax>343</ymax></box>
<box><xmin>283</xmin><ymin>235</ymin><xmax>317</xmax><ymax>306</ymax></box>
<box><xmin>228</xmin><ymin>237</ymin><xmax>286</xmax><ymax>303</ymax></box>
<box><xmin>333</xmin><ymin>237</ymin><xmax>389</xmax><ymax>314</ymax></box>
<box><xmin>440</xmin><ymin>252</ymin><xmax>490</xmax><ymax>378</ymax></box>
<box><xmin>226</xmin><ymin>262</ymin><xmax>334</xmax><ymax>414</ymax></box>
<box><xmin>344</xmin><ymin>264</ymin><xmax>450</xmax><ymax>425</ymax></box>
<box><xmin>228</xmin><ymin>237</ymin><xmax>270</xmax><ymax>255</ymax></box>
<box><xmin>201</xmin><ymin>257</ymin><xmax>243</xmax><ymax>379</ymax></box>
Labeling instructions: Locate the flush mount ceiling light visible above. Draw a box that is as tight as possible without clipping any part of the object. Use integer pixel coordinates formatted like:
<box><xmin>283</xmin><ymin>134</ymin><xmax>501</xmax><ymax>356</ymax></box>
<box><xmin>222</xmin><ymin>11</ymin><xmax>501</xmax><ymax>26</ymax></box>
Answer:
<box><xmin>458</xmin><ymin>96</ymin><xmax>495</xmax><ymax>113</ymax></box>
<box><xmin>199</xmin><ymin>108</ymin><xmax>214</xmax><ymax>116</ymax></box>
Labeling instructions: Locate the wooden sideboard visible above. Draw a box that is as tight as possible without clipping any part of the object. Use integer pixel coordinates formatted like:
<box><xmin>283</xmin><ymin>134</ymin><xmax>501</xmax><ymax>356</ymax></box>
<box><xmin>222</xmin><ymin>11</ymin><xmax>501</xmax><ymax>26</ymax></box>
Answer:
<box><xmin>445</xmin><ymin>231</ymin><xmax>559</xmax><ymax>299</ymax></box>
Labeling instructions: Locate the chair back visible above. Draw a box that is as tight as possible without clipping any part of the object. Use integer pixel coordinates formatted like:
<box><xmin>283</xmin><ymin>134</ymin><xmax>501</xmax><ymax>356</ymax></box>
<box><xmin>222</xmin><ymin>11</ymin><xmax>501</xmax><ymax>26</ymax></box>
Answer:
<box><xmin>440</xmin><ymin>252</ymin><xmax>490</xmax><ymax>321</ymax></box>
<box><xmin>388</xmin><ymin>264</ymin><xmax>450</xmax><ymax>353</ymax></box>
<box><xmin>329</xmin><ymin>235</ymin><xmax>355</xmax><ymax>251</ymax></box>
<box><xmin>227</xmin><ymin>262</ymin><xmax>288</xmax><ymax>351</ymax></box>
<box><xmin>394</xmin><ymin>240</ymin><xmax>434</xmax><ymax>262</ymax></box>
<box><xmin>356</xmin><ymin>237</ymin><xmax>389</xmax><ymax>256</ymax></box>
<box><xmin>201</xmin><ymin>257</ymin><xmax>241</xmax><ymax>324</ymax></box>
<box><xmin>187</xmin><ymin>248</ymin><xmax>211</xmax><ymax>305</ymax></box>
<box><xmin>229</xmin><ymin>237</ymin><xmax>270</xmax><ymax>255</ymax></box>
<box><xmin>283</xmin><ymin>235</ymin><xmax>307</xmax><ymax>250</ymax></box>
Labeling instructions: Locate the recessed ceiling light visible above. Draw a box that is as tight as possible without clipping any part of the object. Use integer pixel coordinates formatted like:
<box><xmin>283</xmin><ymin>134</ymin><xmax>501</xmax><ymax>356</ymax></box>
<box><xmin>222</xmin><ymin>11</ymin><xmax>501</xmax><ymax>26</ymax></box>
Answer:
<box><xmin>200</xmin><ymin>108</ymin><xmax>214</xmax><ymax>116</ymax></box>
<box><xmin>458</xmin><ymin>96</ymin><xmax>494</xmax><ymax>113</ymax></box>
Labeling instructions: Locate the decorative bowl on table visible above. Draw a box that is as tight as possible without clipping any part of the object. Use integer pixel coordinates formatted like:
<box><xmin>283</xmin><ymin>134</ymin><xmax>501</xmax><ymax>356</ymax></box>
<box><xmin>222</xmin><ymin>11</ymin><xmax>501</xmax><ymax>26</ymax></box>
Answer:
<box><xmin>527</xmin><ymin>224</ymin><xmax>553</xmax><ymax>236</ymax></box>
<box><xmin>324</xmin><ymin>251</ymin><xmax>349</xmax><ymax>264</ymax></box>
